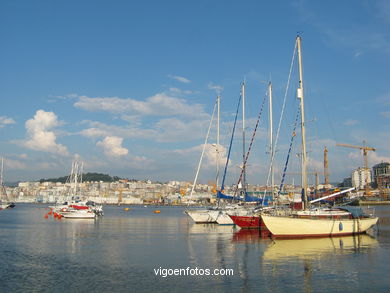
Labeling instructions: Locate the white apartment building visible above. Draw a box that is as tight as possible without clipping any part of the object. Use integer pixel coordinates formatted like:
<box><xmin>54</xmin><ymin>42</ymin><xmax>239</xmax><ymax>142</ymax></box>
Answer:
<box><xmin>352</xmin><ymin>167</ymin><xmax>372</xmax><ymax>190</ymax></box>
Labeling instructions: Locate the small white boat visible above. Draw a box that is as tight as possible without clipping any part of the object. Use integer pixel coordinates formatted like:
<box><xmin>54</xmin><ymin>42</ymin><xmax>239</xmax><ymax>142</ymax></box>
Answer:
<box><xmin>0</xmin><ymin>203</ymin><xmax>11</xmax><ymax>210</ymax></box>
<box><xmin>62</xmin><ymin>209</ymin><xmax>96</xmax><ymax>219</ymax></box>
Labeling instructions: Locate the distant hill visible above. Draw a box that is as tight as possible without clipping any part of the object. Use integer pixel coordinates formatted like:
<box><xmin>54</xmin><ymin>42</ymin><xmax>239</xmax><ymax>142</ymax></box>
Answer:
<box><xmin>39</xmin><ymin>172</ymin><xmax>122</xmax><ymax>183</ymax></box>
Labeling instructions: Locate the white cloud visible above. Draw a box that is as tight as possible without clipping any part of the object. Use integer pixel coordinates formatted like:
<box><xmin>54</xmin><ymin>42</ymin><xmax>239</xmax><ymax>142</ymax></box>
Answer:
<box><xmin>80</xmin><ymin>116</ymin><xmax>212</xmax><ymax>143</ymax></box>
<box><xmin>208</xmin><ymin>83</ymin><xmax>223</xmax><ymax>93</ymax></box>
<box><xmin>79</xmin><ymin>121</ymin><xmax>158</xmax><ymax>140</ymax></box>
<box><xmin>174</xmin><ymin>143</ymin><xmax>228</xmax><ymax>169</ymax></box>
<box><xmin>4</xmin><ymin>158</ymin><xmax>27</xmax><ymax>170</ymax></box>
<box><xmin>167</xmin><ymin>75</ymin><xmax>191</xmax><ymax>83</ymax></box>
<box><xmin>23</xmin><ymin>110</ymin><xmax>68</xmax><ymax>156</ymax></box>
<box><xmin>0</xmin><ymin>116</ymin><xmax>16</xmax><ymax>128</ymax></box>
<box><xmin>168</xmin><ymin>87</ymin><xmax>193</xmax><ymax>95</ymax></box>
<box><xmin>74</xmin><ymin>93</ymin><xmax>206</xmax><ymax>118</ymax></box>
<box><xmin>369</xmin><ymin>151</ymin><xmax>390</xmax><ymax>165</ymax></box>
<box><xmin>343</xmin><ymin>119</ymin><xmax>358</xmax><ymax>126</ymax></box>
<box><xmin>97</xmin><ymin>136</ymin><xmax>128</xmax><ymax>157</ymax></box>
<box><xmin>154</xmin><ymin>118</ymin><xmax>210</xmax><ymax>142</ymax></box>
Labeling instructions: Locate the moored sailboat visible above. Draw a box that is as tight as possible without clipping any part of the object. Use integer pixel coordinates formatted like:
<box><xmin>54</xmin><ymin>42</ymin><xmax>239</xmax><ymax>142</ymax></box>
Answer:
<box><xmin>260</xmin><ymin>35</ymin><xmax>378</xmax><ymax>238</ymax></box>
<box><xmin>185</xmin><ymin>95</ymin><xmax>221</xmax><ymax>224</ymax></box>
<box><xmin>50</xmin><ymin>161</ymin><xmax>103</xmax><ymax>219</ymax></box>
<box><xmin>0</xmin><ymin>157</ymin><xmax>15</xmax><ymax>210</ymax></box>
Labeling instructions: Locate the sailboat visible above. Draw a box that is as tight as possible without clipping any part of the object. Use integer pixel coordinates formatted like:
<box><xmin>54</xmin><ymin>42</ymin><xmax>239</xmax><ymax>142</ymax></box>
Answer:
<box><xmin>185</xmin><ymin>95</ymin><xmax>221</xmax><ymax>223</ymax></box>
<box><xmin>229</xmin><ymin>81</ymin><xmax>275</xmax><ymax>229</ymax></box>
<box><xmin>51</xmin><ymin>161</ymin><xmax>103</xmax><ymax>218</ymax></box>
<box><xmin>260</xmin><ymin>35</ymin><xmax>378</xmax><ymax>238</ymax></box>
<box><xmin>0</xmin><ymin>157</ymin><xmax>15</xmax><ymax>210</ymax></box>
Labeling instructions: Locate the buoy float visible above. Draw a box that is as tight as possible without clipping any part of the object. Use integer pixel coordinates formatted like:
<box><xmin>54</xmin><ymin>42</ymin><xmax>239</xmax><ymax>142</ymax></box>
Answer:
<box><xmin>44</xmin><ymin>214</ymin><xmax>49</xmax><ymax>219</ymax></box>
<box><xmin>154</xmin><ymin>210</ymin><xmax>161</xmax><ymax>214</ymax></box>
<box><xmin>124</xmin><ymin>208</ymin><xmax>130</xmax><ymax>211</ymax></box>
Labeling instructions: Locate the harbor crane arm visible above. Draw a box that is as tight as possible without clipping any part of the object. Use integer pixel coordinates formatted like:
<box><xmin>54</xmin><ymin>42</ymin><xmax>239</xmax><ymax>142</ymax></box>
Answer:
<box><xmin>336</xmin><ymin>143</ymin><xmax>375</xmax><ymax>152</ymax></box>
<box><xmin>336</xmin><ymin>142</ymin><xmax>376</xmax><ymax>195</ymax></box>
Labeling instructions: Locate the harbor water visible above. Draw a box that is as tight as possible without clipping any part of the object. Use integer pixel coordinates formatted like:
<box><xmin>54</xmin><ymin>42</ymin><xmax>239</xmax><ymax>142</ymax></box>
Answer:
<box><xmin>1</xmin><ymin>204</ymin><xmax>390</xmax><ymax>292</ymax></box>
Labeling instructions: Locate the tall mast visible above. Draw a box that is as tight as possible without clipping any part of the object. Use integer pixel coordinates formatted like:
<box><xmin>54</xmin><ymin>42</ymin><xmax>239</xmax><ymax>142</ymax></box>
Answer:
<box><xmin>241</xmin><ymin>81</ymin><xmax>246</xmax><ymax>193</ymax></box>
<box><xmin>189</xmin><ymin>99</ymin><xmax>217</xmax><ymax>199</ymax></box>
<box><xmin>0</xmin><ymin>157</ymin><xmax>3</xmax><ymax>186</ymax></box>
<box><xmin>296</xmin><ymin>35</ymin><xmax>308</xmax><ymax>210</ymax></box>
<box><xmin>216</xmin><ymin>94</ymin><xmax>220</xmax><ymax>189</ymax></box>
<box><xmin>268</xmin><ymin>82</ymin><xmax>274</xmax><ymax>198</ymax></box>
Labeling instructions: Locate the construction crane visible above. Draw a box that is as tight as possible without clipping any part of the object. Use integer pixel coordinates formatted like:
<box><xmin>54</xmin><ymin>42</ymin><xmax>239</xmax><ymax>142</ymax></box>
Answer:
<box><xmin>324</xmin><ymin>146</ymin><xmax>330</xmax><ymax>186</ymax></box>
<box><xmin>336</xmin><ymin>142</ymin><xmax>376</xmax><ymax>195</ymax></box>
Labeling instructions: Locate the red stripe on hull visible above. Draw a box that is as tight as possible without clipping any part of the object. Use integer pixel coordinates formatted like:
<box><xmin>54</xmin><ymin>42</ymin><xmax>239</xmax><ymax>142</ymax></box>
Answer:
<box><xmin>229</xmin><ymin>215</ymin><xmax>264</xmax><ymax>229</ymax></box>
<box><xmin>69</xmin><ymin>205</ymin><xmax>89</xmax><ymax>210</ymax></box>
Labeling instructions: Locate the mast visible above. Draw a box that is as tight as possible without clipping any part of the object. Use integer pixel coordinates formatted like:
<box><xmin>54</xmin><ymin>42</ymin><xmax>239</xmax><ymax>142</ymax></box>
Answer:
<box><xmin>268</xmin><ymin>82</ymin><xmax>275</xmax><ymax>198</ymax></box>
<box><xmin>241</xmin><ymin>81</ymin><xmax>246</xmax><ymax>194</ymax></box>
<box><xmin>216</xmin><ymin>94</ymin><xmax>220</xmax><ymax>189</ymax></box>
<box><xmin>0</xmin><ymin>157</ymin><xmax>3</xmax><ymax>187</ymax></box>
<box><xmin>296</xmin><ymin>35</ymin><xmax>308</xmax><ymax>210</ymax></box>
<box><xmin>189</xmin><ymin>99</ymin><xmax>217</xmax><ymax>199</ymax></box>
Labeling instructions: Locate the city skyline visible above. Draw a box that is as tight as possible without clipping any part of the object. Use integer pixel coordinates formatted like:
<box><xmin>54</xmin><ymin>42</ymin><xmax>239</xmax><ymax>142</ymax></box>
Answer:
<box><xmin>1</xmin><ymin>0</ymin><xmax>390</xmax><ymax>185</ymax></box>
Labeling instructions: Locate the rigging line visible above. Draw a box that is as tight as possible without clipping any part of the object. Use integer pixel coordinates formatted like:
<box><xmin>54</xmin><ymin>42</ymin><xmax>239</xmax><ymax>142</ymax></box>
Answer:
<box><xmin>219</xmin><ymin>92</ymin><xmax>242</xmax><ymax>194</ymax></box>
<box><xmin>189</xmin><ymin>98</ymin><xmax>218</xmax><ymax>199</ymax></box>
<box><xmin>278</xmin><ymin>106</ymin><xmax>301</xmax><ymax>196</ymax></box>
<box><xmin>233</xmin><ymin>91</ymin><xmax>267</xmax><ymax>197</ymax></box>
<box><xmin>262</xmin><ymin>39</ymin><xmax>298</xmax><ymax>201</ymax></box>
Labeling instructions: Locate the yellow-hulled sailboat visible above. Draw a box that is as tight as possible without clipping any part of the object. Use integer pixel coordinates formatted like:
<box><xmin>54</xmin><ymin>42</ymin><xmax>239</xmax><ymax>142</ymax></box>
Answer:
<box><xmin>260</xmin><ymin>35</ymin><xmax>378</xmax><ymax>238</ymax></box>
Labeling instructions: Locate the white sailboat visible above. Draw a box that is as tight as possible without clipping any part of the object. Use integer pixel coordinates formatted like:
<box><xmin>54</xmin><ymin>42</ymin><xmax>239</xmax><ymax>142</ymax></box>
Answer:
<box><xmin>186</xmin><ymin>95</ymin><xmax>221</xmax><ymax>223</ymax></box>
<box><xmin>261</xmin><ymin>35</ymin><xmax>378</xmax><ymax>238</ymax></box>
<box><xmin>0</xmin><ymin>157</ymin><xmax>15</xmax><ymax>210</ymax></box>
<box><xmin>53</xmin><ymin>160</ymin><xmax>103</xmax><ymax>218</ymax></box>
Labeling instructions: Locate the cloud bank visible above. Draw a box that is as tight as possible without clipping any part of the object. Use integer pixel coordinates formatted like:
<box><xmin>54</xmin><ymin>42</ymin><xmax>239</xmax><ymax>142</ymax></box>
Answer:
<box><xmin>23</xmin><ymin>110</ymin><xmax>68</xmax><ymax>156</ymax></box>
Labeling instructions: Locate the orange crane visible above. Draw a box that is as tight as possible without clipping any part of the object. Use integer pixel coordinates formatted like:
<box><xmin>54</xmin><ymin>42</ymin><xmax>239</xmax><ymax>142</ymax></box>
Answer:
<box><xmin>336</xmin><ymin>142</ymin><xmax>376</xmax><ymax>195</ymax></box>
<box><xmin>324</xmin><ymin>146</ymin><xmax>329</xmax><ymax>186</ymax></box>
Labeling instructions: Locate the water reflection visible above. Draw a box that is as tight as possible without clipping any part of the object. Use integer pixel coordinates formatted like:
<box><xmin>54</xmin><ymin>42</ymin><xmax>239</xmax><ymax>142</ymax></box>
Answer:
<box><xmin>232</xmin><ymin>229</ymin><xmax>270</xmax><ymax>243</ymax></box>
<box><xmin>188</xmin><ymin>223</ymin><xmax>236</xmax><ymax>236</ymax></box>
<box><xmin>2</xmin><ymin>204</ymin><xmax>389</xmax><ymax>292</ymax></box>
<box><xmin>263</xmin><ymin>234</ymin><xmax>378</xmax><ymax>262</ymax></box>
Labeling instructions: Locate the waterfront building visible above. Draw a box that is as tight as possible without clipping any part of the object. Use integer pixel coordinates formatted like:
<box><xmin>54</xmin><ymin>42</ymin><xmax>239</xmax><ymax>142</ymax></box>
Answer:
<box><xmin>373</xmin><ymin>162</ymin><xmax>390</xmax><ymax>188</ymax></box>
<box><xmin>351</xmin><ymin>167</ymin><xmax>372</xmax><ymax>190</ymax></box>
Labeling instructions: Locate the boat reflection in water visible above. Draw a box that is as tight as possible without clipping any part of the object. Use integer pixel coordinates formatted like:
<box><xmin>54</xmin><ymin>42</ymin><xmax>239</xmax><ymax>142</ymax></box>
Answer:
<box><xmin>188</xmin><ymin>223</ymin><xmax>236</xmax><ymax>238</ymax></box>
<box><xmin>232</xmin><ymin>228</ymin><xmax>272</xmax><ymax>243</ymax></box>
<box><xmin>262</xmin><ymin>234</ymin><xmax>378</xmax><ymax>262</ymax></box>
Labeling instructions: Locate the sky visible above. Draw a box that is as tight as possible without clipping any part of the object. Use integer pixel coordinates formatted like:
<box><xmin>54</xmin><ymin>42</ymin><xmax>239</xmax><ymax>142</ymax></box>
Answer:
<box><xmin>0</xmin><ymin>0</ymin><xmax>390</xmax><ymax>185</ymax></box>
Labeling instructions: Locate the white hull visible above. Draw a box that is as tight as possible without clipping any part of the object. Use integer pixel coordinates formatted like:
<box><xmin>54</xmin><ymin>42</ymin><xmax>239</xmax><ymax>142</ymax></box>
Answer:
<box><xmin>186</xmin><ymin>210</ymin><xmax>216</xmax><ymax>223</ymax></box>
<box><xmin>216</xmin><ymin>213</ymin><xmax>234</xmax><ymax>225</ymax></box>
<box><xmin>0</xmin><ymin>203</ymin><xmax>10</xmax><ymax>210</ymax></box>
<box><xmin>207</xmin><ymin>210</ymin><xmax>235</xmax><ymax>225</ymax></box>
<box><xmin>261</xmin><ymin>214</ymin><xmax>378</xmax><ymax>238</ymax></box>
<box><xmin>63</xmin><ymin>211</ymin><xmax>96</xmax><ymax>219</ymax></box>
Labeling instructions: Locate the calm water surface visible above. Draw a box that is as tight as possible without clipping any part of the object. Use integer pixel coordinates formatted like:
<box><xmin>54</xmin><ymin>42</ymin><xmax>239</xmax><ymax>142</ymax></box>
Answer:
<box><xmin>1</xmin><ymin>204</ymin><xmax>390</xmax><ymax>292</ymax></box>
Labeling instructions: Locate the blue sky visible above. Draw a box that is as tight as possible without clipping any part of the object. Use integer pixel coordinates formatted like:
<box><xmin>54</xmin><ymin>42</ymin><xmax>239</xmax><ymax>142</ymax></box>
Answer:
<box><xmin>0</xmin><ymin>0</ymin><xmax>389</xmax><ymax>185</ymax></box>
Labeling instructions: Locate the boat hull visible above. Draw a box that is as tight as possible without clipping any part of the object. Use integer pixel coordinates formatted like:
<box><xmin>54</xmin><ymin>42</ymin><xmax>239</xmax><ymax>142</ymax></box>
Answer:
<box><xmin>229</xmin><ymin>215</ymin><xmax>261</xmax><ymax>229</ymax></box>
<box><xmin>215</xmin><ymin>212</ymin><xmax>235</xmax><ymax>225</ymax></box>
<box><xmin>261</xmin><ymin>214</ymin><xmax>378</xmax><ymax>238</ymax></box>
<box><xmin>62</xmin><ymin>211</ymin><xmax>96</xmax><ymax>219</ymax></box>
<box><xmin>185</xmin><ymin>210</ymin><xmax>216</xmax><ymax>223</ymax></box>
